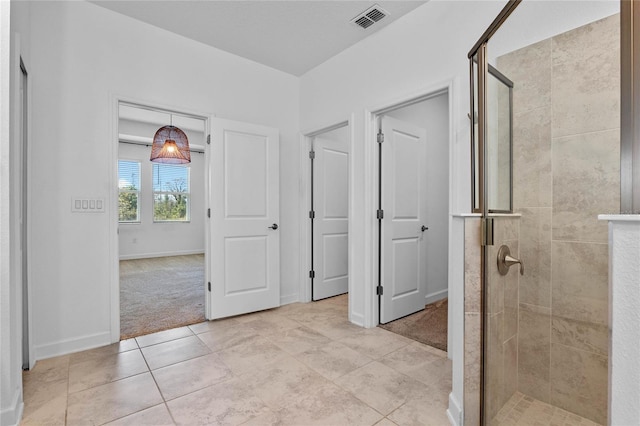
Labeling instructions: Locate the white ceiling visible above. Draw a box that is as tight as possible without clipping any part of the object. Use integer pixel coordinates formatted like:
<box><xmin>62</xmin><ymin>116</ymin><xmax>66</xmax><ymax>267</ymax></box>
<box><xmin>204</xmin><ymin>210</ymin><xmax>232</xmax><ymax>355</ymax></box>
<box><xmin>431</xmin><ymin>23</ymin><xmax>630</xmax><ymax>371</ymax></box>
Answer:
<box><xmin>91</xmin><ymin>0</ymin><xmax>428</xmax><ymax>76</ymax></box>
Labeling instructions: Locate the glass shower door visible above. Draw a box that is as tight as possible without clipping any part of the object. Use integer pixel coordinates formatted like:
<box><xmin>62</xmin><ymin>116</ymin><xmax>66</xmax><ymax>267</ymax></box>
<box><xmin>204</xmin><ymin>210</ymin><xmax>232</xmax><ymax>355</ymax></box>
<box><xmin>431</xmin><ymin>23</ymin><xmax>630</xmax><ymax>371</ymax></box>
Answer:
<box><xmin>470</xmin><ymin>1</ymin><xmax>620</xmax><ymax>425</ymax></box>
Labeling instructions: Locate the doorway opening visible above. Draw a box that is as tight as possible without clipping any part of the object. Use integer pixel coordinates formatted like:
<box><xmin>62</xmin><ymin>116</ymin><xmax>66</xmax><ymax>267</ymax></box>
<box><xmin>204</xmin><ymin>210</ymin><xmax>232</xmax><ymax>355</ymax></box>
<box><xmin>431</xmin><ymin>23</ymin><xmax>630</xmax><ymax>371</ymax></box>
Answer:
<box><xmin>302</xmin><ymin>121</ymin><xmax>351</xmax><ymax>321</ymax></box>
<box><xmin>374</xmin><ymin>90</ymin><xmax>450</xmax><ymax>353</ymax></box>
<box><xmin>309</xmin><ymin>123</ymin><xmax>350</xmax><ymax>303</ymax></box>
<box><xmin>117</xmin><ymin>102</ymin><xmax>207</xmax><ymax>340</ymax></box>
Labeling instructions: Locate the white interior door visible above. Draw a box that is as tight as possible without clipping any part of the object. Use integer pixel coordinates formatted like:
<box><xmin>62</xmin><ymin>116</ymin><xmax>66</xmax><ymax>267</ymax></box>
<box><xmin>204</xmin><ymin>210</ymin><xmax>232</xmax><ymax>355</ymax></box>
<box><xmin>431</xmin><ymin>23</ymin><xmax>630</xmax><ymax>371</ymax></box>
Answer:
<box><xmin>380</xmin><ymin>116</ymin><xmax>428</xmax><ymax>324</ymax></box>
<box><xmin>208</xmin><ymin>118</ymin><xmax>280</xmax><ymax>320</ymax></box>
<box><xmin>313</xmin><ymin>135</ymin><xmax>349</xmax><ymax>300</ymax></box>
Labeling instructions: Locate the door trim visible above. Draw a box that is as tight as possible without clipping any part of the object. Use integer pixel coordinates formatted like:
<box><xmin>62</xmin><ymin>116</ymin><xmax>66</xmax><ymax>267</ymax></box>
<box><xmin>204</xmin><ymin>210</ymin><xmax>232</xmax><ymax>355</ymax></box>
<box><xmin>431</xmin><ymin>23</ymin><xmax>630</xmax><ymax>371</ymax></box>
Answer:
<box><xmin>364</xmin><ymin>79</ymin><xmax>456</xmax><ymax>329</ymax></box>
<box><xmin>109</xmin><ymin>94</ymin><xmax>210</xmax><ymax>342</ymax></box>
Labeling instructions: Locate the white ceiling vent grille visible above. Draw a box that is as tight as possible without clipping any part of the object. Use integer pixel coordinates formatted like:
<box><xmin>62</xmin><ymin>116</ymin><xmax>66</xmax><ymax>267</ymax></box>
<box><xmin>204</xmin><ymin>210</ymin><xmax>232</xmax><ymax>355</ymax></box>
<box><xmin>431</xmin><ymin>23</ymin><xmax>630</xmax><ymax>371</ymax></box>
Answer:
<box><xmin>351</xmin><ymin>5</ymin><xmax>389</xmax><ymax>30</ymax></box>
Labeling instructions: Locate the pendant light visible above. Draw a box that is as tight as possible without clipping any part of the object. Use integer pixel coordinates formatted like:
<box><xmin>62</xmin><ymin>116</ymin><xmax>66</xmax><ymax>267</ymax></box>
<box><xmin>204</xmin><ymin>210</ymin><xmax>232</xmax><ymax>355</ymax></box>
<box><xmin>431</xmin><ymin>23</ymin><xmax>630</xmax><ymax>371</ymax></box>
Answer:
<box><xmin>150</xmin><ymin>114</ymin><xmax>191</xmax><ymax>164</ymax></box>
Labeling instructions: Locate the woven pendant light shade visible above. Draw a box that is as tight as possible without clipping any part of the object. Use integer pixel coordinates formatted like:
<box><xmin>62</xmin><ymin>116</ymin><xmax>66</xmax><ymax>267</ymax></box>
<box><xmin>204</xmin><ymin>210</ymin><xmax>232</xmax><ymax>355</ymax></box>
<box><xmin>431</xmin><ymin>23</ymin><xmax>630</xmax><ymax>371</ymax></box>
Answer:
<box><xmin>150</xmin><ymin>125</ymin><xmax>191</xmax><ymax>164</ymax></box>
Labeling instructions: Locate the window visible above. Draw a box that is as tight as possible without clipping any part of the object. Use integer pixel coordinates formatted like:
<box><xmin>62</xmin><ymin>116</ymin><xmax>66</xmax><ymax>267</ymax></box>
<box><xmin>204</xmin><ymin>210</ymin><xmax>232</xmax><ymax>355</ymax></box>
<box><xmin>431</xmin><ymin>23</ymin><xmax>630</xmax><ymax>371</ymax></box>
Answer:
<box><xmin>118</xmin><ymin>160</ymin><xmax>141</xmax><ymax>222</ymax></box>
<box><xmin>153</xmin><ymin>164</ymin><xmax>190</xmax><ymax>222</ymax></box>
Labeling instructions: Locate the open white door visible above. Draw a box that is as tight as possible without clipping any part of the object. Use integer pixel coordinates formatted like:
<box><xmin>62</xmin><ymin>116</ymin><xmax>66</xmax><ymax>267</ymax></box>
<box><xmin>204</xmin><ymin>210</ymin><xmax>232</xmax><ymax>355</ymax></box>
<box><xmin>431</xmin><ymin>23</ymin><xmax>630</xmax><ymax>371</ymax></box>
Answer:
<box><xmin>380</xmin><ymin>116</ymin><xmax>428</xmax><ymax>324</ymax></box>
<box><xmin>208</xmin><ymin>118</ymin><xmax>280</xmax><ymax>320</ymax></box>
<box><xmin>312</xmin><ymin>135</ymin><xmax>349</xmax><ymax>300</ymax></box>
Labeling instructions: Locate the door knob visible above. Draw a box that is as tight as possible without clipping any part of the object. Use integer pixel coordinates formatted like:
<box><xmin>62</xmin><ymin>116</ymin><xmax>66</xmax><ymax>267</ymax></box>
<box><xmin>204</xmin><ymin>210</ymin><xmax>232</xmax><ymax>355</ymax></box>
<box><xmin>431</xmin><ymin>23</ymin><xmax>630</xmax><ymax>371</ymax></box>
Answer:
<box><xmin>421</xmin><ymin>225</ymin><xmax>428</xmax><ymax>232</ymax></box>
<box><xmin>497</xmin><ymin>245</ymin><xmax>524</xmax><ymax>276</ymax></box>
<box><xmin>268</xmin><ymin>223</ymin><xmax>279</xmax><ymax>230</ymax></box>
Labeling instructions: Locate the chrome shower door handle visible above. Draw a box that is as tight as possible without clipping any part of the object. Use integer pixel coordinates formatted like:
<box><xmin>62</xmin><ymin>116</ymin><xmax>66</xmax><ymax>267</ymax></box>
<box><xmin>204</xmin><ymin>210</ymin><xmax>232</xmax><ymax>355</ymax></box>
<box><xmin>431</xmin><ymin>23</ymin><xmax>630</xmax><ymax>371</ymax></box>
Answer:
<box><xmin>497</xmin><ymin>245</ymin><xmax>524</xmax><ymax>276</ymax></box>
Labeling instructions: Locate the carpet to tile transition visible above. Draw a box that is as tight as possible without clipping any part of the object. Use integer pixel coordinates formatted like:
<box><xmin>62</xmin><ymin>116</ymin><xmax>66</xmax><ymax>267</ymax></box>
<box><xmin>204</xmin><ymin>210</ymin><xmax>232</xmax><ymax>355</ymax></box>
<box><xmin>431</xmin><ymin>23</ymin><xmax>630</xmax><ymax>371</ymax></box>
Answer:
<box><xmin>120</xmin><ymin>254</ymin><xmax>205</xmax><ymax>340</ymax></box>
<box><xmin>379</xmin><ymin>298</ymin><xmax>448</xmax><ymax>351</ymax></box>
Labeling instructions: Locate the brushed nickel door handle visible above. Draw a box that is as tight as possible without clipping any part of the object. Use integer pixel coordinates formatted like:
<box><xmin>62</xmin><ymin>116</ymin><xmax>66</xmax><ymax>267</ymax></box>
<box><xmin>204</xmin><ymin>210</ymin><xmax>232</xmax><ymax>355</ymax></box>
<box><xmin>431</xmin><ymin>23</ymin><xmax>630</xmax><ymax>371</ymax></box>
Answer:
<box><xmin>497</xmin><ymin>245</ymin><xmax>524</xmax><ymax>276</ymax></box>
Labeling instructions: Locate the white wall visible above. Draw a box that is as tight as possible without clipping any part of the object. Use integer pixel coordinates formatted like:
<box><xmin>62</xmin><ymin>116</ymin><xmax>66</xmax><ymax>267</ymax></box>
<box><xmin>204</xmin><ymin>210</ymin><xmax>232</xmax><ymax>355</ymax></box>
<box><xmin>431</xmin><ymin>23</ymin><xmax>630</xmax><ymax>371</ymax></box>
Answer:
<box><xmin>385</xmin><ymin>93</ymin><xmax>450</xmax><ymax>304</ymax></box>
<box><xmin>28</xmin><ymin>0</ymin><xmax>299</xmax><ymax>360</ymax></box>
<box><xmin>118</xmin><ymin>142</ymin><xmax>205</xmax><ymax>259</ymax></box>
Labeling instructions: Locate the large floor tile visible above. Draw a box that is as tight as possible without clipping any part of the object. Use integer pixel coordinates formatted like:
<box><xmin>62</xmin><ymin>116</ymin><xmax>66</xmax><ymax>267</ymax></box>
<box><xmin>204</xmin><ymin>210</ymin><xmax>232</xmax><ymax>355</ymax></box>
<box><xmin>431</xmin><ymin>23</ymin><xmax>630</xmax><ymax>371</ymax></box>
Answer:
<box><xmin>196</xmin><ymin>322</ymin><xmax>260</xmax><ymax>352</ymax></box>
<box><xmin>217</xmin><ymin>336</ymin><xmax>290</xmax><ymax>376</ymax></box>
<box><xmin>334</xmin><ymin>361</ymin><xmax>427</xmax><ymax>415</ymax></box>
<box><xmin>68</xmin><ymin>349</ymin><xmax>149</xmax><ymax>393</ymax></box>
<box><xmin>136</xmin><ymin>326</ymin><xmax>194</xmax><ymax>348</ymax></box>
<box><xmin>379</xmin><ymin>341</ymin><xmax>449</xmax><ymax>385</ymax></box>
<box><xmin>274</xmin><ymin>382</ymin><xmax>384</xmax><ymax>425</ymax></box>
<box><xmin>141</xmin><ymin>335</ymin><xmax>211</xmax><ymax>370</ymax></box>
<box><xmin>166</xmin><ymin>377</ymin><xmax>269</xmax><ymax>425</ymax></box>
<box><xmin>69</xmin><ymin>339</ymin><xmax>138</xmax><ymax>364</ymax></box>
<box><xmin>23</xmin><ymin>355</ymin><xmax>70</xmax><ymax>385</ymax></box>
<box><xmin>66</xmin><ymin>372</ymin><xmax>163</xmax><ymax>425</ymax></box>
<box><xmin>387</xmin><ymin>380</ymin><xmax>451</xmax><ymax>426</ymax></box>
<box><xmin>338</xmin><ymin>327</ymin><xmax>412</xmax><ymax>359</ymax></box>
<box><xmin>104</xmin><ymin>403</ymin><xmax>175</xmax><ymax>426</ymax></box>
<box><xmin>243</xmin><ymin>313</ymin><xmax>301</xmax><ymax>335</ymax></box>
<box><xmin>305</xmin><ymin>317</ymin><xmax>365</xmax><ymax>340</ymax></box>
<box><xmin>188</xmin><ymin>317</ymin><xmax>238</xmax><ymax>335</ymax></box>
<box><xmin>152</xmin><ymin>353</ymin><xmax>233</xmax><ymax>401</ymax></box>
<box><xmin>375</xmin><ymin>419</ymin><xmax>399</xmax><ymax>426</ymax></box>
<box><xmin>295</xmin><ymin>340</ymin><xmax>372</xmax><ymax>381</ymax></box>
<box><xmin>238</xmin><ymin>355</ymin><xmax>331</xmax><ymax>410</ymax></box>
<box><xmin>269</xmin><ymin>325</ymin><xmax>332</xmax><ymax>355</ymax></box>
<box><xmin>20</xmin><ymin>378</ymin><xmax>68</xmax><ymax>426</ymax></box>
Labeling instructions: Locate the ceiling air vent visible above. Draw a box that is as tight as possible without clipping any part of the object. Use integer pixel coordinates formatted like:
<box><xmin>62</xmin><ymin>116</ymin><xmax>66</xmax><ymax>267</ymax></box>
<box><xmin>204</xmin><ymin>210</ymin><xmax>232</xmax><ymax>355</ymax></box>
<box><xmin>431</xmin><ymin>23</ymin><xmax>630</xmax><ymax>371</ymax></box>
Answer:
<box><xmin>351</xmin><ymin>4</ymin><xmax>389</xmax><ymax>30</ymax></box>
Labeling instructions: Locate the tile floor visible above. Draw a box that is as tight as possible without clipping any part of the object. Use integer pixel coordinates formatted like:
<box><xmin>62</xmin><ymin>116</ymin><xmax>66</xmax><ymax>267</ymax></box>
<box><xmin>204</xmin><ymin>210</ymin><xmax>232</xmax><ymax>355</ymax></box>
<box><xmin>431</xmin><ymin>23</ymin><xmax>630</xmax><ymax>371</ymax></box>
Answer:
<box><xmin>21</xmin><ymin>295</ymin><xmax>453</xmax><ymax>425</ymax></box>
<box><xmin>491</xmin><ymin>392</ymin><xmax>602</xmax><ymax>426</ymax></box>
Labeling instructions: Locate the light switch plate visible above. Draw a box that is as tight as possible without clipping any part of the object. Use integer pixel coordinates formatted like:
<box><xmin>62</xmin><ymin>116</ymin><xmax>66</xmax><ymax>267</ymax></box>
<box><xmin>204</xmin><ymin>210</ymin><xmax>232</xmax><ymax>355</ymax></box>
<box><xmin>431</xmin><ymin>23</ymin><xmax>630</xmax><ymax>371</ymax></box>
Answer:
<box><xmin>72</xmin><ymin>198</ymin><xmax>105</xmax><ymax>213</ymax></box>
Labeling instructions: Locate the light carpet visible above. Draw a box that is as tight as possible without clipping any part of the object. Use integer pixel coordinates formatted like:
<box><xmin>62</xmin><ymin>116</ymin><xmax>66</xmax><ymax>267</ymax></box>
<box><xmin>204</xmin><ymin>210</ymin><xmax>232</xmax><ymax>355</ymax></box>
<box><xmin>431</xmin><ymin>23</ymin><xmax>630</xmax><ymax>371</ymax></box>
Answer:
<box><xmin>120</xmin><ymin>254</ymin><xmax>205</xmax><ymax>340</ymax></box>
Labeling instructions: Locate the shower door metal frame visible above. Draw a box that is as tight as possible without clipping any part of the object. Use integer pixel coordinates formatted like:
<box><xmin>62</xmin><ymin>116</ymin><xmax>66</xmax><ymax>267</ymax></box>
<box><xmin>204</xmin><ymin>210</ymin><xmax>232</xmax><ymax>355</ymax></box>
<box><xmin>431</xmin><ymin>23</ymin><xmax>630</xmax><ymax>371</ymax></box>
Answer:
<box><xmin>467</xmin><ymin>1</ymin><xmax>522</xmax><ymax>424</ymax></box>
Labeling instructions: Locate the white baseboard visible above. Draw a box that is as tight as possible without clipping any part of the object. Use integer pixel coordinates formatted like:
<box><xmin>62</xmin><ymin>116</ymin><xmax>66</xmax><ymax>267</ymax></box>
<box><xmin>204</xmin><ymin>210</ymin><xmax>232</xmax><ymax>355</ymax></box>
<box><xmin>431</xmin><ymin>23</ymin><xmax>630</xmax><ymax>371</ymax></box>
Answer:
<box><xmin>425</xmin><ymin>288</ymin><xmax>448</xmax><ymax>305</ymax></box>
<box><xmin>0</xmin><ymin>388</ymin><xmax>23</xmax><ymax>426</ymax></box>
<box><xmin>280</xmin><ymin>293</ymin><xmax>298</xmax><ymax>306</ymax></box>
<box><xmin>34</xmin><ymin>331</ymin><xmax>112</xmax><ymax>361</ymax></box>
<box><xmin>350</xmin><ymin>311</ymin><xmax>365</xmax><ymax>327</ymax></box>
<box><xmin>447</xmin><ymin>392</ymin><xmax>462</xmax><ymax>426</ymax></box>
<box><xmin>119</xmin><ymin>250</ymin><xmax>204</xmax><ymax>260</ymax></box>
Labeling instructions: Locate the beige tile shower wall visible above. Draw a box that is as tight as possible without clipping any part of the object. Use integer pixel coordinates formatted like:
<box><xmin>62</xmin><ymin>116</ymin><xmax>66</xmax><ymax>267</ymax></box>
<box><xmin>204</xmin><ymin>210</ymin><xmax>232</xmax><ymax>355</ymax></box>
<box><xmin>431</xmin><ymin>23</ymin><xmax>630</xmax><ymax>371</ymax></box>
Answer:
<box><xmin>463</xmin><ymin>216</ymin><xmax>520</xmax><ymax>425</ymax></box>
<box><xmin>497</xmin><ymin>13</ymin><xmax>619</xmax><ymax>425</ymax></box>
<box><xmin>485</xmin><ymin>216</ymin><xmax>520</xmax><ymax>422</ymax></box>
<box><xmin>464</xmin><ymin>217</ymin><xmax>481</xmax><ymax>426</ymax></box>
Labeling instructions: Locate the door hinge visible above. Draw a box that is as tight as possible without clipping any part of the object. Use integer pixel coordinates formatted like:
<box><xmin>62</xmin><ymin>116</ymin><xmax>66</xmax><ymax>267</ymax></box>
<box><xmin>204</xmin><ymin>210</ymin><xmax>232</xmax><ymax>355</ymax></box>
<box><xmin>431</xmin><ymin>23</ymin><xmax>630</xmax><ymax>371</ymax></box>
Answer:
<box><xmin>206</xmin><ymin>134</ymin><xmax>211</xmax><ymax>145</ymax></box>
<box><xmin>376</xmin><ymin>285</ymin><xmax>384</xmax><ymax>296</ymax></box>
<box><xmin>377</xmin><ymin>209</ymin><xmax>384</xmax><ymax>220</ymax></box>
<box><xmin>309</xmin><ymin>150</ymin><xmax>315</xmax><ymax>159</ymax></box>
<box><xmin>208</xmin><ymin>282</ymin><xmax>211</xmax><ymax>292</ymax></box>
<box><xmin>482</xmin><ymin>217</ymin><xmax>494</xmax><ymax>246</ymax></box>
<box><xmin>309</xmin><ymin>270</ymin><xmax>315</xmax><ymax>279</ymax></box>
<box><xmin>377</xmin><ymin>130</ymin><xmax>384</xmax><ymax>144</ymax></box>
<box><xmin>309</xmin><ymin>210</ymin><xmax>315</xmax><ymax>219</ymax></box>
<box><xmin>207</xmin><ymin>208</ymin><xmax>211</xmax><ymax>218</ymax></box>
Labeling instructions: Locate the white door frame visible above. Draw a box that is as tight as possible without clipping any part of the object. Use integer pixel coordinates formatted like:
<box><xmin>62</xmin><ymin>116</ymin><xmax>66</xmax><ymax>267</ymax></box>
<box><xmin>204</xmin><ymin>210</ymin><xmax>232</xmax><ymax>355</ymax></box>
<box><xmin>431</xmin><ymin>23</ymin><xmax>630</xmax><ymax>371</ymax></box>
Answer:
<box><xmin>363</xmin><ymin>80</ymin><xmax>456</xmax><ymax>328</ymax></box>
<box><xmin>12</xmin><ymin>34</ymin><xmax>35</xmax><ymax>369</ymax></box>
<box><xmin>108</xmin><ymin>95</ymin><xmax>211</xmax><ymax>342</ymax></box>
<box><xmin>298</xmin><ymin>118</ymin><xmax>353</xmax><ymax>307</ymax></box>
